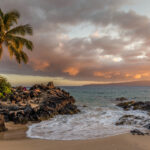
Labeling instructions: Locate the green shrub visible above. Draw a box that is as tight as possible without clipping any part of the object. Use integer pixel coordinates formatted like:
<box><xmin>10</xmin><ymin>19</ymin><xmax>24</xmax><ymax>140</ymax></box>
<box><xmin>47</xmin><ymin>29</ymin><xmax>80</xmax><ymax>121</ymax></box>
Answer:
<box><xmin>0</xmin><ymin>76</ymin><xmax>12</xmax><ymax>98</ymax></box>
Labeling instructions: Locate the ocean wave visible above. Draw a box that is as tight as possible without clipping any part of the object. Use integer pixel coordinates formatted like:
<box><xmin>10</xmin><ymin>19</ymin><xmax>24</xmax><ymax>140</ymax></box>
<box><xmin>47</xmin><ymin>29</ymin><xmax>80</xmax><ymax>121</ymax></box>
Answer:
<box><xmin>26</xmin><ymin>106</ymin><xmax>149</xmax><ymax>140</ymax></box>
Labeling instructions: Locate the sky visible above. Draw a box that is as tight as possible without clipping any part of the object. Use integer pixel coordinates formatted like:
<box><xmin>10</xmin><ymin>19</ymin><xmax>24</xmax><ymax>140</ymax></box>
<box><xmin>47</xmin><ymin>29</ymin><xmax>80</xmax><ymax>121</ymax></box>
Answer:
<box><xmin>1</xmin><ymin>0</ymin><xmax>150</xmax><ymax>86</ymax></box>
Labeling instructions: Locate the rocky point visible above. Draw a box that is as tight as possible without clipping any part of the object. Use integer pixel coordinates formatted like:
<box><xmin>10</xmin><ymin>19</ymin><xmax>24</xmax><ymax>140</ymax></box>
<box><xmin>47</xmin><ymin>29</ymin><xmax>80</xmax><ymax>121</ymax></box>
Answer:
<box><xmin>116</xmin><ymin>99</ymin><xmax>150</xmax><ymax>135</ymax></box>
<box><xmin>0</xmin><ymin>82</ymin><xmax>80</xmax><ymax>131</ymax></box>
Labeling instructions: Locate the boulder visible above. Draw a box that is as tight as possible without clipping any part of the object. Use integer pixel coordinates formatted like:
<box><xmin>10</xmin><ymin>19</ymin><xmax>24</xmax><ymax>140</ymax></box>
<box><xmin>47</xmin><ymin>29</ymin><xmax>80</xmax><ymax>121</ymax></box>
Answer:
<box><xmin>144</xmin><ymin>123</ymin><xmax>150</xmax><ymax>130</ymax></box>
<box><xmin>115</xmin><ymin>115</ymin><xmax>143</xmax><ymax>126</ymax></box>
<box><xmin>117</xmin><ymin>101</ymin><xmax>135</xmax><ymax>110</ymax></box>
<box><xmin>116</xmin><ymin>97</ymin><xmax>128</xmax><ymax>101</ymax></box>
<box><xmin>0</xmin><ymin>114</ymin><xmax>7</xmax><ymax>132</ymax></box>
<box><xmin>130</xmin><ymin>129</ymin><xmax>145</xmax><ymax>135</ymax></box>
<box><xmin>117</xmin><ymin>101</ymin><xmax>150</xmax><ymax>111</ymax></box>
<box><xmin>47</xmin><ymin>82</ymin><xmax>55</xmax><ymax>89</ymax></box>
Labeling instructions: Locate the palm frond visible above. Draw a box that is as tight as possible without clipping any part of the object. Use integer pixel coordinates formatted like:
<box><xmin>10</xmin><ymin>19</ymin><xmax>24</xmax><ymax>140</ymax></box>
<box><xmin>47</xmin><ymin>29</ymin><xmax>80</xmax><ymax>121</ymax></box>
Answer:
<box><xmin>0</xmin><ymin>9</ymin><xmax>4</xmax><ymax>18</ymax></box>
<box><xmin>5</xmin><ymin>34</ymin><xmax>33</xmax><ymax>50</ymax></box>
<box><xmin>5</xmin><ymin>34</ymin><xmax>20</xmax><ymax>48</ymax></box>
<box><xmin>8</xmin><ymin>45</ymin><xmax>21</xmax><ymax>63</ymax></box>
<box><xmin>0</xmin><ymin>9</ymin><xmax>33</xmax><ymax>64</ymax></box>
<box><xmin>0</xmin><ymin>16</ymin><xmax>5</xmax><ymax>34</ymax></box>
<box><xmin>20</xmin><ymin>51</ymin><xmax>28</xmax><ymax>64</ymax></box>
<box><xmin>7</xmin><ymin>44</ymin><xmax>14</xmax><ymax>58</ymax></box>
<box><xmin>14</xmin><ymin>36</ymin><xmax>33</xmax><ymax>50</ymax></box>
<box><xmin>0</xmin><ymin>44</ymin><xmax>3</xmax><ymax>59</ymax></box>
<box><xmin>7</xmin><ymin>24</ymin><xmax>33</xmax><ymax>35</ymax></box>
<box><xmin>4</xmin><ymin>10</ymin><xmax>20</xmax><ymax>30</ymax></box>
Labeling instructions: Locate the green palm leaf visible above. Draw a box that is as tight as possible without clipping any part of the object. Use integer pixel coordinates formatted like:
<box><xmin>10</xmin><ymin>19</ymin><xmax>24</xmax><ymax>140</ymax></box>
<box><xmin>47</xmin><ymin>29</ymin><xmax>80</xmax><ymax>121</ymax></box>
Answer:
<box><xmin>4</xmin><ymin>10</ymin><xmax>20</xmax><ymax>30</ymax></box>
<box><xmin>0</xmin><ymin>45</ymin><xmax>2</xmax><ymax>59</ymax></box>
<box><xmin>6</xmin><ymin>35</ymin><xmax>33</xmax><ymax>50</ymax></box>
<box><xmin>20</xmin><ymin>51</ymin><xmax>28</xmax><ymax>64</ymax></box>
<box><xmin>0</xmin><ymin>9</ymin><xmax>4</xmax><ymax>18</ymax></box>
<box><xmin>0</xmin><ymin>8</ymin><xmax>33</xmax><ymax>64</ymax></box>
<box><xmin>7</xmin><ymin>24</ymin><xmax>33</xmax><ymax>35</ymax></box>
<box><xmin>8</xmin><ymin>45</ymin><xmax>21</xmax><ymax>63</ymax></box>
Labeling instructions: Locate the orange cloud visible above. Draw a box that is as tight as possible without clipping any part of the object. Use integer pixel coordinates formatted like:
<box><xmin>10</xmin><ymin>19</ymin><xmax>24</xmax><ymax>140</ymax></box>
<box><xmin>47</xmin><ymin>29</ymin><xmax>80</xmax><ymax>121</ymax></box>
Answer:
<box><xmin>134</xmin><ymin>73</ymin><xmax>150</xmax><ymax>79</ymax></box>
<box><xmin>94</xmin><ymin>71</ymin><xmax>112</xmax><ymax>79</ymax></box>
<box><xmin>142</xmin><ymin>73</ymin><xmax>149</xmax><ymax>77</ymax></box>
<box><xmin>63</xmin><ymin>67</ymin><xmax>79</xmax><ymax>76</ymax></box>
<box><xmin>125</xmin><ymin>73</ymin><xmax>131</xmax><ymax>77</ymax></box>
<box><xmin>134</xmin><ymin>74</ymin><xmax>142</xmax><ymax>79</ymax></box>
<box><xmin>124</xmin><ymin>72</ymin><xmax>150</xmax><ymax>79</ymax></box>
<box><xmin>31</xmin><ymin>59</ymin><xmax>50</xmax><ymax>71</ymax></box>
<box><xmin>94</xmin><ymin>71</ymin><xmax>150</xmax><ymax>81</ymax></box>
<box><xmin>94</xmin><ymin>72</ymin><xmax>105</xmax><ymax>77</ymax></box>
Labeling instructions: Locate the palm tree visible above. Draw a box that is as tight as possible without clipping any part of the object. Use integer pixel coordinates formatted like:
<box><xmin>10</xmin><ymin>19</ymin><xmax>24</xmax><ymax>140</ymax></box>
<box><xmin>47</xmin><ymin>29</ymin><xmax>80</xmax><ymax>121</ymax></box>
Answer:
<box><xmin>0</xmin><ymin>9</ymin><xmax>33</xmax><ymax>64</ymax></box>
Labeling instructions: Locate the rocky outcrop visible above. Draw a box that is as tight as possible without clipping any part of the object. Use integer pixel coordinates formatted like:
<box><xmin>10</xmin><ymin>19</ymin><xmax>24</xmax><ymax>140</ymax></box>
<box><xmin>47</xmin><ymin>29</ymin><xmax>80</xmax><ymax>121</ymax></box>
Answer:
<box><xmin>115</xmin><ymin>115</ymin><xmax>144</xmax><ymax>126</ymax></box>
<box><xmin>117</xmin><ymin>101</ymin><xmax>150</xmax><ymax>111</ymax></box>
<box><xmin>0</xmin><ymin>114</ymin><xmax>7</xmax><ymax>132</ymax></box>
<box><xmin>0</xmin><ymin>82</ymin><xmax>80</xmax><ymax>126</ymax></box>
<box><xmin>116</xmin><ymin>100</ymin><xmax>150</xmax><ymax>135</ymax></box>
<box><xmin>130</xmin><ymin>129</ymin><xmax>146</xmax><ymax>135</ymax></box>
<box><xmin>115</xmin><ymin>97</ymin><xmax>128</xmax><ymax>101</ymax></box>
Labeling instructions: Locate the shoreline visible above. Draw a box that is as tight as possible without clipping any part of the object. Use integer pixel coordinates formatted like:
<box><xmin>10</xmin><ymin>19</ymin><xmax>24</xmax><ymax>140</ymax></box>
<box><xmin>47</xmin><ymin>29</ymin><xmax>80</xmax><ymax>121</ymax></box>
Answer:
<box><xmin>0</xmin><ymin>122</ymin><xmax>127</xmax><ymax>141</ymax></box>
<box><xmin>0</xmin><ymin>131</ymin><xmax>150</xmax><ymax>150</ymax></box>
<box><xmin>0</xmin><ymin>122</ymin><xmax>28</xmax><ymax>140</ymax></box>
<box><xmin>0</xmin><ymin>123</ymin><xmax>150</xmax><ymax>150</ymax></box>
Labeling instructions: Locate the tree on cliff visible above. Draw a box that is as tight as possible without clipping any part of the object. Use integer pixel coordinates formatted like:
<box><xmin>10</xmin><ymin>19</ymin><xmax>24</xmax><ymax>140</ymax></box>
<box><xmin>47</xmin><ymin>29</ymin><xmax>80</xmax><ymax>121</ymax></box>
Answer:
<box><xmin>0</xmin><ymin>9</ymin><xmax>33</xmax><ymax>64</ymax></box>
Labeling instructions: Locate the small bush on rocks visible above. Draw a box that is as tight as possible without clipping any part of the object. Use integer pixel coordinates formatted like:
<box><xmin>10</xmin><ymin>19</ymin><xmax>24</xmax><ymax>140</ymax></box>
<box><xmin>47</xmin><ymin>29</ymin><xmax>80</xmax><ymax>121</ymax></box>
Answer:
<box><xmin>0</xmin><ymin>76</ymin><xmax>11</xmax><ymax>98</ymax></box>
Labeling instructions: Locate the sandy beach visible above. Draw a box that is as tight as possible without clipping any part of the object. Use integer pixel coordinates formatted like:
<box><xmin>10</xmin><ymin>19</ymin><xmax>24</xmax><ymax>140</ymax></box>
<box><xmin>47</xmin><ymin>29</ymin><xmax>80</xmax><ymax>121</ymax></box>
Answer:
<box><xmin>0</xmin><ymin>133</ymin><xmax>150</xmax><ymax>150</ymax></box>
<box><xmin>0</xmin><ymin>123</ymin><xmax>150</xmax><ymax>150</ymax></box>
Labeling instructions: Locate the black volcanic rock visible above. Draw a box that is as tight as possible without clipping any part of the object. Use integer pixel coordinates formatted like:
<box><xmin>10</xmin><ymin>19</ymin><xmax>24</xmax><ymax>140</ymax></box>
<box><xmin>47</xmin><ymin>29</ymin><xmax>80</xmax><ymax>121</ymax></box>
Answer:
<box><xmin>130</xmin><ymin>129</ymin><xmax>145</xmax><ymax>135</ymax></box>
<box><xmin>144</xmin><ymin>124</ymin><xmax>150</xmax><ymax>130</ymax></box>
<box><xmin>116</xmin><ymin>100</ymin><xmax>150</xmax><ymax>135</ymax></box>
<box><xmin>116</xmin><ymin>97</ymin><xmax>128</xmax><ymax>101</ymax></box>
<box><xmin>47</xmin><ymin>82</ymin><xmax>55</xmax><ymax>89</ymax></box>
<box><xmin>117</xmin><ymin>101</ymin><xmax>150</xmax><ymax>111</ymax></box>
<box><xmin>0</xmin><ymin>82</ymin><xmax>80</xmax><ymax>128</ymax></box>
<box><xmin>116</xmin><ymin>115</ymin><xmax>144</xmax><ymax>126</ymax></box>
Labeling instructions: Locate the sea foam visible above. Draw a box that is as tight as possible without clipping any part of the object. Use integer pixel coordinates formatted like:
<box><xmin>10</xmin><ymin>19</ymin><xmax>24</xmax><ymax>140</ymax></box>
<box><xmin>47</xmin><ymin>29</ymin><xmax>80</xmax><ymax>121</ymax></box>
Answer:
<box><xmin>26</xmin><ymin>106</ymin><xmax>149</xmax><ymax>140</ymax></box>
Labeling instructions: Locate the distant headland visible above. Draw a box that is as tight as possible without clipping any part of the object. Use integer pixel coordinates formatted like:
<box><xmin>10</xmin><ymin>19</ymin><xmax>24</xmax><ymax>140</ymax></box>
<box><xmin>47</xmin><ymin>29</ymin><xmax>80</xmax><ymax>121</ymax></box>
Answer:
<box><xmin>84</xmin><ymin>80</ymin><xmax>150</xmax><ymax>87</ymax></box>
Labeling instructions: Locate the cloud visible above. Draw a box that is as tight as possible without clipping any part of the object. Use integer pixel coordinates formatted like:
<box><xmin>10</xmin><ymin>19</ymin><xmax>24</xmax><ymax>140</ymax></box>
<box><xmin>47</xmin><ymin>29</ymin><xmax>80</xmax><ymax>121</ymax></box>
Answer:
<box><xmin>134</xmin><ymin>74</ymin><xmax>142</xmax><ymax>79</ymax></box>
<box><xmin>31</xmin><ymin>59</ymin><xmax>50</xmax><ymax>71</ymax></box>
<box><xmin>63</xmin><ymin>67</ymin><xmax>79</xmax><ymax>76</ymax></box>
<box><xmin>1</xmin><ymin>0</ymin><xmax>150</xmax><ymax>85</ymax></box>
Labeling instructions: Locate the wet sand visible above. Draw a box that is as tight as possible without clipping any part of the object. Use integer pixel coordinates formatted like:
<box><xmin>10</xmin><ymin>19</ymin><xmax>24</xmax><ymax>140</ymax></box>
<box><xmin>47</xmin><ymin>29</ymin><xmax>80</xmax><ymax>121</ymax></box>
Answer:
<box><xmin>0</xmin><ymin>134</ymin><xmax>150</xmax><ymax>150</ymax></box>
<box><xmin>0</xmin><ymin>122</ymin><xmax>28</xmax><ymax>140</ymax></box>
<box><xmin>0</xmin><ymin>123</ymin><xmax>150</xmax><ymax>150</ymax></box>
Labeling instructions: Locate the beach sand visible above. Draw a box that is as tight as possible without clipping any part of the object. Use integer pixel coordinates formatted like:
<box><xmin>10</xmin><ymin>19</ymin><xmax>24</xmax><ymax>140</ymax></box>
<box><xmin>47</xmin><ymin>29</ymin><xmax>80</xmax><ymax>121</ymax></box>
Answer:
<box><xmin>0</xmin><ymin>134</ymin><xmax>150</xmax><ymax>150</ymax></box>
<box><xmin>0</xmin><ymin>123</ymin><xmax>150</xmax><ymax>150</ymax></box>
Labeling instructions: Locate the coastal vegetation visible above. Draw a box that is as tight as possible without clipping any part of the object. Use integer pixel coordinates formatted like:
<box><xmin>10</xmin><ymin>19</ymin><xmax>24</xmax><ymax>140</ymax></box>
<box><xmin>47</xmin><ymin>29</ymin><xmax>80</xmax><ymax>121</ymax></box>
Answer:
<box><xmin>0</xmin><ymin>76</ymin><xmax>11</xmax><ymax>98</ymax></box>
<box><xmin>0</xmin><ymin>9</ymin><xmax>33</xmax><ymax>64</ymax></box>
<box><xmin>0</xmin><ymin>9</ymin><xmax>33</xmax><ymax>97</ymax></box>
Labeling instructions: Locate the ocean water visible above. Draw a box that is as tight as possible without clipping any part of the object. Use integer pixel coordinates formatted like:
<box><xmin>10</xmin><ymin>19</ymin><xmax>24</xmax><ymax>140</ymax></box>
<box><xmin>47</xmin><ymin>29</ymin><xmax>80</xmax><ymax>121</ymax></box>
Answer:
<box><xmin>27</xmin><ymin>86</ymin><xmax>150</xmax><ymax>140</ymax></box>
